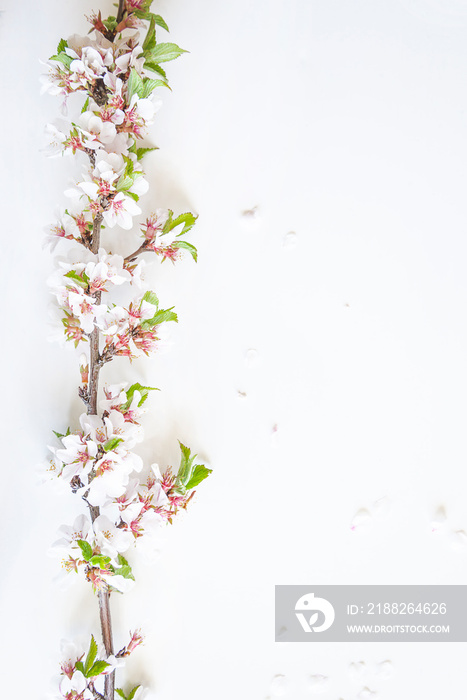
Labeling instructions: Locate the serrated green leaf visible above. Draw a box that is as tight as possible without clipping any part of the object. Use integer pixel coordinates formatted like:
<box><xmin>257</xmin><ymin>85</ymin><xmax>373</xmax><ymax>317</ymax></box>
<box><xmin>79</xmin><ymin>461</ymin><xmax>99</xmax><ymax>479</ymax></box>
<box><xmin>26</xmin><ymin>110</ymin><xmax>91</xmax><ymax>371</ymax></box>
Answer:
<box><xmin>84</xmin><ymin>635</ymin><xmax>98</xmax><ymax>676</ymax></box>
<box><xmin>143</xmin><ymin>61</ymin><xmax>168</xmax><ymax>80</ymax></box>
<box><xmin>141</xmin><ymin>307</ymin><xmax>178</xmax><ymax>328</ymax></box>
<box><xmin>53</xmin><ymin>429</ymin><xmax>65</xmax><ymax>439</ymax></box>
<box><xmin>185</xmin><ymin>464</ymin><xmax>212</xmax><ymax>490</ymax></box>
<box><xmin>50</xmin><ymin>51</ymin><xmax>73</xmax><ymax>68</ymax></box>
<box><xmin>115</xmin><ymin>691</ymin><xmax>127</xmax><ymax>700</ymax></box>
<box><xmin>142</xmin><ymin>291</ymin><xmax>159</xmax><ymax>307</ymax></box>
<box><xmin>88</xmin><ymin>660</ymin><xmax>111</xmax><ymax>677</ymax></box>
<box><xmin>125</xmin><ymin>191</ymin><xmax>139</xmax><ymax>202</ymax></box>
<box><xmin>142</xmin><ymin>15</ymin><xmax>157</xmax><ymax>52</ymax></box>
<box><xmin>77</xmin><ymin>540</ymin><xmax>93</xmax><ymax>561</ymax></box>
<box><xmin>81</xmin><ymin>97</ymin><xmax>90</xmax><ymax>113</ymax></box>
<box><xmin>103</xmin><ymin>437</ymin><xmax>124</xmax><ymax>452</ymax></box>
<box><xmin>113</xmin><ymin>554</ymin><xmax>135</xmax><ymax>581</ymax></box>
<box><xmin>146</xmin><ymin>42</ymin><xmax>188</xmax><ymax>64</ymax></box>
<box><xmin>171</xmin><ymin>212</ymin><xmax>197</xmax><ymax>236</ymax></box>
<box><xmin>75</xmin><ymin>660</ymin><xmax>85</xmax><ymax>675</ymax></box>
<box><xmin>135</xmin><ymin>146</ymin><xmax>159</xmax><ymax>159</ymax></box>
<box><xmin>128</xmin><ymin>686</ymin><xmax>142</xmax><ymax>700</ymax></box>
<box><xmin>64</xmin><ymin>270</ymin><xmax>89</xmax><ymax>289</ymax></box>
<box><xmin>134</xmin><ymin>10</ymin><xmax>169</xmax><ymax>31</ymax></box>
<box><xmin>140</xmin><ymin>77</ymin><xmax>168</xmax><ymax>98</ymax></box>
<box><xmin>176</xmin><ymin>442</ymin><xmax>196</xmax><ymax>485</ymax></box>
<box><xmin>116</xmin><ymin>174</ymin><xmax>134</xmax><ymax>191</ymax></box>
<box><xmin>127</xmin><ymin>68</ymin><xmax>144</xmax><ymax>101</ymax></box>
<box><xmin>121</xmin><ymin>382</ymin><xmax>159</xmax><ymax>411</ymax></box>
<box><xmin>175</xmin><ymin>240</ymin><xmax>198</xmax><ymax>262</ymax></box>
<box><xmin>57</xmin><ymin>38</ymin><xmax>68</xmax><ymax>54</ymax></box>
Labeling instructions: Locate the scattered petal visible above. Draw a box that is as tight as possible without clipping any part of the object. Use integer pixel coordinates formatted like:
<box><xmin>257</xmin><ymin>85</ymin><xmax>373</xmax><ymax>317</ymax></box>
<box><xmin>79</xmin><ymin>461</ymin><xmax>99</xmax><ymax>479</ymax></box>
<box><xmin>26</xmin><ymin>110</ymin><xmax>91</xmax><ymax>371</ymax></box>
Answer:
<box><xmin>270</xmin><ymin>675</ymin><xmax>290</xmax><ymax>697</ymax></box>
<box><xmin>307</xmin><ymin>674</ymin><xmax>329</xmax><ymax>694</ymax></box>
<box><xmin>431</xmin><ymin>505</ymin><xmax>447</xmax><ymax>533</ymax></box>
<box><xmin>375</xmin><ymin>660</ymin><xmax>394</xmax><ymax>679</ymax></box>
<box><xmin>283</xmin><ymin>231</ymin><xmax>297</xmax><ymax>249</ymax></box>
<box><xmin>350</xmin><ymin>509</ymin><xmax>371</xmax><ymax>531</ymax></box>
<box><xmin>448</xmin><ymin>529</ymin><xmax>467</xmax><ymax>550</ymax></box>
<box><xmin>244</xmin><ymin>348</ymin><xmax>259</xmax><ymax>367</ymax></box>
<box><xmin>349</xmin><ymin>661</ymin><xmax>367</xmax><ymax>679</ymax></box>
<box><xmin>373</xmin><ymin>496</ymin><xmax>391</xmax><ymax>517</ymax></box>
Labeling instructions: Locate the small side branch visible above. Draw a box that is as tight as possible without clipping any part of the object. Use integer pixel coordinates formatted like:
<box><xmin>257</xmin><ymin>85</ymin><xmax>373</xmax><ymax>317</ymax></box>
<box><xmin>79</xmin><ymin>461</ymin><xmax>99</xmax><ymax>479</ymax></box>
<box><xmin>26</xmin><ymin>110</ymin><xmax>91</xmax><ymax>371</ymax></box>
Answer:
<box><xmin>124</xmin><ymin>242</ymin><xmax>150</xmax><ymax>263</ymax></box>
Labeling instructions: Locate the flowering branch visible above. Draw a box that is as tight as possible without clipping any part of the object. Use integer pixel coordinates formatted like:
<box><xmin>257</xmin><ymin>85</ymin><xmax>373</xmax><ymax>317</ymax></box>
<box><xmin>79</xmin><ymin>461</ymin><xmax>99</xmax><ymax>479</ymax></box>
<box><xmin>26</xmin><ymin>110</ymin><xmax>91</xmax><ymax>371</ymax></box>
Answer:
<box><xmin>41</xmin><ymin>4</ymin><xmax>211</xmax><ymax>699</ymax></box>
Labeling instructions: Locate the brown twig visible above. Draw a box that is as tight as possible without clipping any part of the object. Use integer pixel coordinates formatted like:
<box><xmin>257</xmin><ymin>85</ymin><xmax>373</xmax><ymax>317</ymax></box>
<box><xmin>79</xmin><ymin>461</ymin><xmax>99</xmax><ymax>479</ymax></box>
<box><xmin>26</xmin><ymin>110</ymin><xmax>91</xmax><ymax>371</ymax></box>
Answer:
<box><xmin>86</xmin><ymin>208</ymin><xmax>115</xmax><ymax>700</ymax></box>
<box><xmin>124</xmin><ymin>242</ymin><xmax>150</xmax><ymax>263</ymax></box>
<box><xmin>116</xmin><ymin>0</ymin><xmax>126</xmax><ymax>24</ymax></box>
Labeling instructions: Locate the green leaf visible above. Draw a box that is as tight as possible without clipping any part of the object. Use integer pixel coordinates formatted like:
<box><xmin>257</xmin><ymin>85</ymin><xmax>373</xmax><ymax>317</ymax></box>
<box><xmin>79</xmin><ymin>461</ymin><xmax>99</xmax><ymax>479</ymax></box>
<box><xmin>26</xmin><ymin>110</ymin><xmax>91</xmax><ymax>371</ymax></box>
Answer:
<box><xmin>136</xmin><ymin>146</ymin><xmax>158</xmax><ymax>159</ymax></box>
<box><xmin>122</xmin><ymin>382</ymin><xmax>159</xmax><ymax>411</ymax></box>
<box><xmin>125</xmin><ymin>191</ymin><xmax>139</xmax><ymax>202</ymax></box>
<box><xmin>103</xmin><ymin>16</ymin><xmax>117</xmax><ymax>32</ymax></box>
<box><xmin>90</xmin><ymin>555</ymin><xmax>112</xmax><ymax>569</ymax></box>
<box><xmin>128</xmin><ymin>687</ymin><xmax>142</xmax><ymax>700</ymax></box>
<box><xmin>146</xmin><ymin>42</ymin><xmax>188</xmax><ymax>64</ymax></box>
<box><xmin>57</xmin><ymin>38</ymin><xmax>68</xmax><ymax>54</ymax></box>
<box><xmin>113</xmin><ymin>554</ymin><xmax>135</xmax><ymax>581</ymax></box>
<box><xmin>53</xmin><ymin>429</ymin><xmax>66</xmax><ymax>439</ymax></box>
<box><xmin>81</xmin><ymin>97</ymin><xmax>90</xmax><ymax>113</ymax></box>
<box><xmin>103</xmin><ymin>437</ymin><xmax>124</xmax><ymax>452</ymax></box>
<box><xmin>115</xmin><ymin>691</ymin><xmax>127</xmax><ymax>700</ymax></box>
<box><xmin>116</xmin><ymin>173</ymin><xmax>134</xmax><ymax>191</ymax></box>
<box><xmin>49</xmin><ymin>51</ymin><xmax>73</xmax><ymax>68</ymax></box>
<box><xmin>142</xmin><ymin>15</ymin><xmax>157</xmax><ymax>53</ymax></box>
<box><xmin>162</xmin><ymin>208</ymin><xmax>197</xmax><ymax>235</ymax></box>
<box><xmin>88</xmin><ymin>660</ymin><xmax>111</xmax><ymax>677</ymax></box>
<box><xmin>134</xmin><ymin>10</ymin><xmax>169</xmax><ymax>31</ymax></box>
<box><xmin>127</xmin><ymin>68</ymin><xmax>144</xmax><ymax>101</ymax></box>
<box><xmin>77</xmin><ymin>540</ymin><xmax>93</xmax><ymax>562</ymax></box>
<box><xmin>64</xmin><ymin>270</ymin><xmax>89</xmax><ymax>289</ymax></box>
<box><xmin>143</xmin><ymin>61</ymin><xmax>168</xmax><ymax>80</ymax></box>
<box><xmin>141</xmin><ymin>77</ymin><xmax>168</xmax><ymax>98</ymax></box>
<box><xmin>142</xmin><ymin>291</ymin><xmax>159</xmax><ymax>307</ymax></box>
<box><xmin>185</xmin><ymin>464</ymin><xmax>212</xmax><ymax>490</ymax></box>
<box><xmin>175</xmin><ymin>240</ymin><xmax>198</xmax><ymax>262</ymax></box>
<box><xmin>84</xmin><ymin>635</ymin><xmax>98</xmax><ymax>676</ymax></box>
<box><xmin>176</xmin><ymin>442</ymin><xmax>196</xmax><ymax>485</ymax></box>
<box><xmin>75</xmin><ymin>660</ymin><xmax>86</xmax><ymax>675</ymax></box>
<box><xmin>141</xmin><ymin>307</ymin><xmax>178</xmax><ymax>328</ymax></box>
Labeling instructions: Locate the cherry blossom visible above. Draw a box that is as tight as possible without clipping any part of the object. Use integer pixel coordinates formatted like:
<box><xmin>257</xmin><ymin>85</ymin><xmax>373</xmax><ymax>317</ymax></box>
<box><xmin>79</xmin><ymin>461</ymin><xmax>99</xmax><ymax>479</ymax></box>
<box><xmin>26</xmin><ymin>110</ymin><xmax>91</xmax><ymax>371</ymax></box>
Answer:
<box><xmin>103</xmin><ymin>192</ymin><xmax>141</xmax><ymax>229</ymax></box>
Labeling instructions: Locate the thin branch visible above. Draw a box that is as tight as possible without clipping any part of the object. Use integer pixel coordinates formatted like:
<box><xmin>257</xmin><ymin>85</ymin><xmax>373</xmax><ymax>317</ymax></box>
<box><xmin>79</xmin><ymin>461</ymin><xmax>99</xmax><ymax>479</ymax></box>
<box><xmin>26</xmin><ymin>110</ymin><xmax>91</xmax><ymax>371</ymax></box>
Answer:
<box><xmin>116</xmin><ymin>0</ymin><xmax>126</xmax><ymax>24</ymax></box>
<box><xmin>86</xmin><ymin>208</ymin><xmax>116</xmax><ymax>700</ymax></box>
<box><xmin>124</xmin><ymin>242</ymin><xmax>151</xmax><ymax>263</ymax></box>
<box><xmin>89</xmin><ymin>683</ymin><xmax>105</xmax><ymax>700</ymax></box>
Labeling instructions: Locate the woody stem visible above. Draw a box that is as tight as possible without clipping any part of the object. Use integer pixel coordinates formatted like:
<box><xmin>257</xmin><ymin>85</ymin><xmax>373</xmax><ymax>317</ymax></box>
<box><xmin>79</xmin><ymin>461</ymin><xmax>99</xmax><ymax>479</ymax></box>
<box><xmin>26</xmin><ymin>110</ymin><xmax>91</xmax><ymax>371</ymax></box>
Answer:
<box><xmin>87</xmin><ymin>211</ymin><xmax>115</xmax><ymax>700</ymax></box>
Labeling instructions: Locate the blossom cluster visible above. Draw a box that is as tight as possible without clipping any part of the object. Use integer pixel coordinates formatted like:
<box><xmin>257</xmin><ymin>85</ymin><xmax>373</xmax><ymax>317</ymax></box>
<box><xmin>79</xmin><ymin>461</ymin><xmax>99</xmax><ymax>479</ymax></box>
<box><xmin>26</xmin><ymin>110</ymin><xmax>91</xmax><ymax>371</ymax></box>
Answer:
<box><xmin>55</xmin><ymin>634</ymin><xmax>143</xmax><ymax>700</ymax></box>
<box><xmin>42</xmin><ymin>4</ymin><xmax>210</xmax><ymax>699</ymax></box>
<box><xmin>45</xmin><ymin>383</ymin><xmax>209</xmax><ymax>594</ymax></box>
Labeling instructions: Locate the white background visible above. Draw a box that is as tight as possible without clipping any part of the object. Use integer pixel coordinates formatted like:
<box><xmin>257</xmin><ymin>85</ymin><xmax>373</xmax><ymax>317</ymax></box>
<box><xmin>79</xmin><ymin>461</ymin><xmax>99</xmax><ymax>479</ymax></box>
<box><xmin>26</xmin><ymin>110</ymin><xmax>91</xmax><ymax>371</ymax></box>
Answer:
<box><xmin>1</xmin><ymin>0</ymin><xmax>467</xmax><ymax>697</ymax></box>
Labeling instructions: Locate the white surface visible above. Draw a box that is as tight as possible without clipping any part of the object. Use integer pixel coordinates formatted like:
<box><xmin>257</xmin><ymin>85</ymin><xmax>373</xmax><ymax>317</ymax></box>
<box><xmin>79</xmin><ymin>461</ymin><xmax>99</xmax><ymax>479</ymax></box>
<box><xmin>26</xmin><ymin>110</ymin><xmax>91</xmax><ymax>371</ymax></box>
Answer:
<box><xmin>2</xmin><ymin>0</ymin><xmax>467</xmax><ymax>697</ymax></box>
